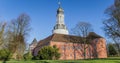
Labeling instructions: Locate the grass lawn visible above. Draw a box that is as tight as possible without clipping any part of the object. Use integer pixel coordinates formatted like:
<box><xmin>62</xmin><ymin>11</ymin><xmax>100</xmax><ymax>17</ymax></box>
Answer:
<box><xmin>0</xmin><ymin>57</ymin><xmax>120</xmax><ymax>63</ymax></box>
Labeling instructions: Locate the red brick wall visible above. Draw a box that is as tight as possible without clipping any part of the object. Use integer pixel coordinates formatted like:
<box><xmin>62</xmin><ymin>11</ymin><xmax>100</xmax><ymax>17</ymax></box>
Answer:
<box><xmin>50</xmin><ymin>38</ymin><xmax>107</xmax><ymax>60</ymax></box>
<box><xmin>33</xmin><ymin>38</ymin><xmax>107</xmax><ymax>60</ymax></box>
<box><xmin>96</xmin><ymin>38</ymin><xmax>107</xmax><ymax>58</ymax></box>
<box><xmin>50</xmin><ymin>41</ymin><xmax>94</xmax><ymax>60</ymax></box>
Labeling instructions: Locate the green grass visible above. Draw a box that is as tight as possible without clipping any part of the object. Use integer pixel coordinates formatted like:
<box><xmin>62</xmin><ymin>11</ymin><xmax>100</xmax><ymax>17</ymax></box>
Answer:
<box><xmin>0</xmin><ymin>57</ymin><xmax>120</xmax><ymax>63</ymax></box>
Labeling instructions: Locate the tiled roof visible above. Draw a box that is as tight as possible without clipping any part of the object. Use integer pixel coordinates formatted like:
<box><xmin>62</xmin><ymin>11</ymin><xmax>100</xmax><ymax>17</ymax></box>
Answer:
<box><xmin>87</xmin><ymin>32</ymin><xmax>102</xmax><ymax>39</ymax></box>
<box><xmin>51</xmin><ymin>34</ymin><xmax>82</xmax><ymax>43</ymax></box>
<box><xmin>36</xmin><ymin>35</ymin><xmax>53</xmax><ymax>47</ymax></box>
<box><xmin>37</xmin><ymin>32</ymin><xmax>102</xmax><ymax>42</ymax></box>
<box><xmin>36</xmin><ymin>32</ymin><xmax>103</xmax><ymax>46</ymax></box>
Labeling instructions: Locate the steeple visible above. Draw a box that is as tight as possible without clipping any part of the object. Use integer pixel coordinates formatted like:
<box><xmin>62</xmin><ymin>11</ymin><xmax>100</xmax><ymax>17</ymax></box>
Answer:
<box><xmin>52</xmin><ymin>1</ymin><xmax>69</xmax><ymax>35</ymax></box>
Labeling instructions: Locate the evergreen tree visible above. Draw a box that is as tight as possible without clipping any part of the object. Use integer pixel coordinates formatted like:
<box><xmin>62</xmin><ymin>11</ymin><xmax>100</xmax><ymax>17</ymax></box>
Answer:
<box><xmin>108</xmin><ymin>44</ymin><xmax>117</xmax><ymax>56</ymax></box>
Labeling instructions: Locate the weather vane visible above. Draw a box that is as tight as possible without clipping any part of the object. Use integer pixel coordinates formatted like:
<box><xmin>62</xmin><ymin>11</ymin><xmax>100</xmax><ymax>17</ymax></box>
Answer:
<box><xmin>58</xmin><ymin>0</ymin><xmax>61</xmax><ymax>7</ymax></box>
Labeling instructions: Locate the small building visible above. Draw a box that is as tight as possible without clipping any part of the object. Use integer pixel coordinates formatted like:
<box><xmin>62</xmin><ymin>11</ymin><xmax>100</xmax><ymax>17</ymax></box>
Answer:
<box><xmin>33</xmin><ymin>2</ymin><xmax>107</xmax><ymax>60</ymax></box>
<box><xmin>29</xmin><ymin>38</ymin><xmax>37</xmax><ymax>53</ymax></box>
<box><xmin>33</xmin><ymin>33</ymin><xmax>107</xmax><ymax>60</ymax></box>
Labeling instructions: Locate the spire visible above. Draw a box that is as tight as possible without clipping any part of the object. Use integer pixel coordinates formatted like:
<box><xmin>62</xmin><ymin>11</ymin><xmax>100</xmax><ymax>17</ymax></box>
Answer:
<box><xmin>30</xmin><ymin>38</ymin><xmax>37</xmax><ymax>46</ymax></box>
<box><xmin>52</xmin><ymin>1</ymin><xmax>69</xmax><ymax>35</ymax></box>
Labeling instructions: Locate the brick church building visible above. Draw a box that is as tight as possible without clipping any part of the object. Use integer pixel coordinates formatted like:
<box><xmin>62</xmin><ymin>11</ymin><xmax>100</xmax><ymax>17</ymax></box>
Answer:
<box><xmin>32</xmin><ymin>2</ymin><xmax>107</xmax><ymax>60</ymax></box>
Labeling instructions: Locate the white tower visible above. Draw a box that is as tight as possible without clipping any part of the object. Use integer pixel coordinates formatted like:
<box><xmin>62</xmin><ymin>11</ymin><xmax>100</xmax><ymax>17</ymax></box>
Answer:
<box><xmin>53</xmin><ymin>2</ymin><xmax>69</xmax><ymax>35</ymax></box>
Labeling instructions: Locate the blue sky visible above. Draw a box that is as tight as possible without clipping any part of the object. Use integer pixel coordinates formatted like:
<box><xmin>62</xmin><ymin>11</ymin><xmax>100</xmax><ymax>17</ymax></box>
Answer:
<box><xmin>0</xmin><ymin>0</ymin><xmax>114</xmax><ymax>44</ymax></box>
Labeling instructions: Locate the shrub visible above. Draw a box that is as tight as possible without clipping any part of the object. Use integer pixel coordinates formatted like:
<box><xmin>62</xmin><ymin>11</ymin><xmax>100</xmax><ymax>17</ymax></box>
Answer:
<box><xmin>23</xmin><ymin>52</ymin><xmax>33</xmax><ymax>60</ymax></box>
<box><xmin>0</xmin><ymin>49</ymin><xmax>11</xmax><ymax>60</ymax></box>
<box><xmin>108</xmin><ymin>44</ymin><xmax>117</xmax><ymax>56</ymax></box>
<box><xmin>52</xmin><ymin>45</ymin><xmax>61</xmax><ymax>60</ymax></box>
<box><xmin>34</xmin><ymin>45</ymin><xmax>60</xmax><ymax>60</ymax></box>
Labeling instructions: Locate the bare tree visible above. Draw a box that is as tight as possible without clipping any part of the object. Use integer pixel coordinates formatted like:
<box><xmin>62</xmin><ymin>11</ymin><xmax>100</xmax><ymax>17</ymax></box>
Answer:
<box><xmin>103</xmin><ymin>0</ymin><xmax>120</xmax><ymax>56</ymax></box>
<box><xmin>7</xmin><ymin>13</ymin><xmax>31</xmax><ymax>60</ymax></box>
<box><xmin>71</xmin><ymin>22</ymin><xmax>93</xmax><ymax>59</ymax></box>
<box><xmin>0</xmin><ymin>22</ymin><xmax>10</xmax><ymax>63</ymax></box>
<box><xmin>0</xmin><ymin>22</ymin><xmax>6</xmax><ymax>46</ymax></box>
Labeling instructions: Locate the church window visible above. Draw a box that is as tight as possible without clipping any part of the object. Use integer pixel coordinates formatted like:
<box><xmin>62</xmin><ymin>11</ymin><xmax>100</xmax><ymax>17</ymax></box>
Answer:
<box><xmin>72</xmin><ymin>46</ymin><xmax>75</xmax><ymax>50</ymax></box>
<box><xmin>70</xmin><ymin>54</ymin><xmax>72</xmax><ymax>57</ymax></box>
<box><xmin>67</xmin><ymin>46</ymin><xmax>70</xmax><ymax>50</ymax></box>
<box><xmin>78</xmin><ymin>46</ymin><xmax>81</xmax><ymax>49</ymax></box>
<box><xmin>61</xmin><ymin>46</ymin><xmax>65</xmax><ymax>50</ymax></box>
<box><xmin>77</xmin><ymin>46</ymin><xmax>79</xmax><ymax>49</ymax></box>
